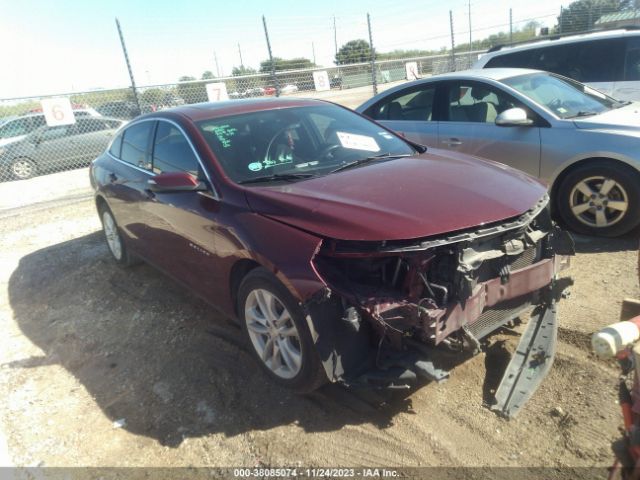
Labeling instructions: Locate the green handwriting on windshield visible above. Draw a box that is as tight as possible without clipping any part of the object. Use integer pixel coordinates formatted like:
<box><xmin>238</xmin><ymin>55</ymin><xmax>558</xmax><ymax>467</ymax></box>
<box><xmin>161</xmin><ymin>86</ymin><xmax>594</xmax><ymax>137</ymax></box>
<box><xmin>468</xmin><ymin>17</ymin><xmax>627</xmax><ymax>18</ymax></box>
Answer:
<box><xmin>210</xmin><ymin>124</ymin><xmax>238</xmax><ymax>148</ymax></box>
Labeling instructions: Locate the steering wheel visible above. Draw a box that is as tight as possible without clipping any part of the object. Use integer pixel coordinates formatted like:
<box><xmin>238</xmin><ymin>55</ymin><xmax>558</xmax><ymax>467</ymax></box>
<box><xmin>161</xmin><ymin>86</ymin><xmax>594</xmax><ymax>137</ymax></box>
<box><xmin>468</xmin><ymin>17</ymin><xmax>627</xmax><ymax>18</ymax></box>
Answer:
<box><xmin>317</xmin><ymin>143</ymin><xmax>342</xmax><ymax>160</ymax></box>
<box><xmin>548</xmin><ymin>98</ymin><xmax>563</xmax><ymax>111</ymax></box>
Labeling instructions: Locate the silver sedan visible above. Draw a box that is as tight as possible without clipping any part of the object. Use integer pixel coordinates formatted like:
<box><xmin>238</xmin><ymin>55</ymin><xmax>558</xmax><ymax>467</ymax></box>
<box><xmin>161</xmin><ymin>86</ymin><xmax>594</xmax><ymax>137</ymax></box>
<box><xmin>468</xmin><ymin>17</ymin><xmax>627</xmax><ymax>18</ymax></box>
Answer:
<box><xmin>357</xmin><ymin>68</ymin><xmax>640</xmax><ymax>237</ymax></box>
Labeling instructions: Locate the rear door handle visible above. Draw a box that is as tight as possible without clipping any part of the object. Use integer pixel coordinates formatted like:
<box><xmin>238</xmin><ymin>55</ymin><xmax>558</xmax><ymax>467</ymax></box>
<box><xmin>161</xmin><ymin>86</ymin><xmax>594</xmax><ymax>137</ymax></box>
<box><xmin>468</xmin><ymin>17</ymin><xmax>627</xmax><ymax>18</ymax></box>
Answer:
<box><xmin>441</xmin><ymin>138</ymin><xmax>462</xmax><ymax>146</ymax></box>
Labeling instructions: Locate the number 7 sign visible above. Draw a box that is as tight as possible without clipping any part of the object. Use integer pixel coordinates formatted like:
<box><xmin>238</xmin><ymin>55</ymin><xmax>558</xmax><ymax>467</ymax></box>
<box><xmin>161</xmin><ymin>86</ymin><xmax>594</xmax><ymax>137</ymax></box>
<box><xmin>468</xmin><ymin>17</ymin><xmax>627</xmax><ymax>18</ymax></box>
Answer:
<box><xmin>206</xmin><ymin>82</ymin><xmax>229</xmax><ymax>102</ymax></box>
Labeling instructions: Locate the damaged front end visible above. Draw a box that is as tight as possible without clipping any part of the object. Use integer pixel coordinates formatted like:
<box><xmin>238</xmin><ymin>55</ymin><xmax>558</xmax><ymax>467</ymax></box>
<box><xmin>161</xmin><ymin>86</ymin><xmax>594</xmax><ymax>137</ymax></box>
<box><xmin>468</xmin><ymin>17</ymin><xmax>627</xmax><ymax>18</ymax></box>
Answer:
<box><xmin>307</xmin><ymin>194</ymin><xmax>574</xmax><ymax>418</ymax></box>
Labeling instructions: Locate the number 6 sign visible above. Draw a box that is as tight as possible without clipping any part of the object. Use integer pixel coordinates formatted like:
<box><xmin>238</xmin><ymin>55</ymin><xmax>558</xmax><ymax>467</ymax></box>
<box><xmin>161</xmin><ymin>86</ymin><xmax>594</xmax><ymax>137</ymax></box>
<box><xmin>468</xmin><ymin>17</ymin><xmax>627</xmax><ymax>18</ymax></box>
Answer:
<box><xmin>41</xmin><ymin>98</ymin><xmax>76</xmax><ymax>127</ymax></box>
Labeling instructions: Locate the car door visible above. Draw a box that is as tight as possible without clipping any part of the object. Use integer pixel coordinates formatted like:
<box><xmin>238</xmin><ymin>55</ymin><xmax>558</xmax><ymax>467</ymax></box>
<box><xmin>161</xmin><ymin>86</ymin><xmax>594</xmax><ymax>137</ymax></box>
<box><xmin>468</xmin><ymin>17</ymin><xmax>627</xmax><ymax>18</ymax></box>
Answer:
<box><xmin>437</xmin><ymin>80</ymin><xmax>542</xmax><ymax>177</ymax></box>
<box><xmin>362</xmin><ymin>82</ymin><xmax>442</xmax><ymax>147</ymax></box>
<box><xmin>141</xmin><ymin>119</ymin><xmax>225</xmax><ymax>300</ymax></box>
<box><xmin>103</xmin><ymin>120</ymin><xmax>157</xmax><ymax>255</ymax></box>
<box><xmin>30</xmin><ymin>125</ymin><xmax>76</xmax><ymax>171</ymax></box>
<box><xmin>71</xmin><ymin>118</ymin><xmax>120</xmax><ymax>164</ymax></box>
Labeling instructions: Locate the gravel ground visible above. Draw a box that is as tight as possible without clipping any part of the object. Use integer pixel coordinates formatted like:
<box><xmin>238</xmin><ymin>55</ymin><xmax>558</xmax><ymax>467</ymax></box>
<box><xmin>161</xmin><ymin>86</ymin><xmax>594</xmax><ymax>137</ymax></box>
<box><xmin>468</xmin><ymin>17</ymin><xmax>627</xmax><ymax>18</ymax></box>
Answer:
<box><xmin>0</xmin><ymin>195</ymin><xmax>638</xmax><ymax>471</ymax></box>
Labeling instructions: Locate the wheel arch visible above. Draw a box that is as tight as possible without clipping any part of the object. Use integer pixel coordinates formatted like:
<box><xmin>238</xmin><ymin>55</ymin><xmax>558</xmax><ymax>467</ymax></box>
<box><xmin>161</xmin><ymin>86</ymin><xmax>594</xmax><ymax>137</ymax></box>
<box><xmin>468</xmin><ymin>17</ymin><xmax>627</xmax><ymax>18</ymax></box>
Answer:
<box><xmin>229</xmin><ymin>258</ymin><xmax>262</xmax><ymax>318</ymax></box>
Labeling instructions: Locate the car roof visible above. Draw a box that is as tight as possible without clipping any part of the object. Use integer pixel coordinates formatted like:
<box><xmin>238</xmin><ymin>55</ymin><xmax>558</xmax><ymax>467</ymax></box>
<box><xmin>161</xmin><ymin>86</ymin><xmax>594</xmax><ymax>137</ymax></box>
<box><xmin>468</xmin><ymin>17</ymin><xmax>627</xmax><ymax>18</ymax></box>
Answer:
<box><xmin>140</xmin><ymin>97</ymin><xmax>328</xmax><ymax>122</ymax></box>
<box><xmin>482</xmin><ymin>28</ymin><xmax>638</xmax><ymax>57</ymax></box>
<box><xmin>429</xmin><ymin>67</ymin><xmax>541</xmax><ymax>81</ymax></box>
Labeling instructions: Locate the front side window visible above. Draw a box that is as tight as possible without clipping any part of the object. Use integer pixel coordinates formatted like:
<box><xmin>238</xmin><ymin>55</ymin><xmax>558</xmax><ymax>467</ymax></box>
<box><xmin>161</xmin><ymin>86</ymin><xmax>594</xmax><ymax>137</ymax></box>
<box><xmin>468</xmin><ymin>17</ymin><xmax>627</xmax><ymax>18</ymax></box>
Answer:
<box><xmin>152</xmin><ymin>122</ymin><xmax>199</xmax><ymax>175</ymax></box>
<box><xmin>197</xmin><ymin>105</ymin><xmax>415</xmax><ymax>184</ymax></box>
<box><xmin>444</xmin><ymin>82</ymin><xmax>523</xmax><ymax>123</ymax></box>
<box><xmin>503</xmin><ymin>72</ymin><xmax>618</xmax><ymax>119</ymax></box>
<box><xmin>369</xmin><ymin>85</ymin><xmax>437</xmax><ymax>121</ymax></box>
<box><xmin>0</xmin><ymin>118</ymin><xmax>32</xmax><ymax>139</ymax></box>
<box><xmin>120</xmin><ymin>121</ymin><xmax>154</xmax><ymax>169</ymax></box>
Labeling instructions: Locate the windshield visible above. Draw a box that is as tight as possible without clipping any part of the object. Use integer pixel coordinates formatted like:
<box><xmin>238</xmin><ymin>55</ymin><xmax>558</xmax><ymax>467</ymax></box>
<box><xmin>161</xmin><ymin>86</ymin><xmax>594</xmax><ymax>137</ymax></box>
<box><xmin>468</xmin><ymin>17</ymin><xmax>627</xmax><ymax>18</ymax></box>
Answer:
<box><xmin>502</xmin><ymin>72</ymin><xmax>619</xmax><ymax>119</ymax></box>
<box><xmin>197</xmin><ymin>104</ymin><xmax>416</xmax><ymax>184</ymax></box>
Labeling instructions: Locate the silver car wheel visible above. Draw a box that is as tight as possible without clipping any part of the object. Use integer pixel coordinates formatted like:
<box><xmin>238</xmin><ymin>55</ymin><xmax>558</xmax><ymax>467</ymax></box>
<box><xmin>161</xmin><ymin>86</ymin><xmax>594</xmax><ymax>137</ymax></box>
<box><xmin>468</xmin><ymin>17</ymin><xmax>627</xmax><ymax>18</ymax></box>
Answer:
<box><xmin>569</xmin><ymin>176</ymin><xmax>629</xmax><ymax>229</ymax></box>
<box><xmin>244</xmin><ymin>288</ymin><xmax>302</xmax><ymax>380</ymax></box>
<box><xmin>12</xmin><ymin>159</ymin><xmax>34</xmax><ymax>179</ymax></box>
<box><xmin>102</xmin><ymin>211</ymin><xmax>123</xmax><ymax>261</ymax></box>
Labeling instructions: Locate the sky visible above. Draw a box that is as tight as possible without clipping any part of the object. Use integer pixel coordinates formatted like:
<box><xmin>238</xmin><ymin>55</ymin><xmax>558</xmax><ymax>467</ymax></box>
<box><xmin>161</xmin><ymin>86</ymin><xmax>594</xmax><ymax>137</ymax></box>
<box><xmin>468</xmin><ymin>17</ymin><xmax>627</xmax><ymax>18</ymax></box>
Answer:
<box><xmin>0</xmin><ymin>0</ymin><xmax>574</xmax><ymax>98</ymax></box>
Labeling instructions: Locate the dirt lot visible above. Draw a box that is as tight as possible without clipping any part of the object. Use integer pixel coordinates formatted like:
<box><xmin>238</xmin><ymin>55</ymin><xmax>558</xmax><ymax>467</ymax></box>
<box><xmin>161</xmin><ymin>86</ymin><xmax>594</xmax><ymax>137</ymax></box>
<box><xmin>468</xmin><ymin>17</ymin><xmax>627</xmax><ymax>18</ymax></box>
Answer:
<box><xmin>0</xmin><ymin>191</ymin><xmax>638</xmax><ymax>471</ymax></box>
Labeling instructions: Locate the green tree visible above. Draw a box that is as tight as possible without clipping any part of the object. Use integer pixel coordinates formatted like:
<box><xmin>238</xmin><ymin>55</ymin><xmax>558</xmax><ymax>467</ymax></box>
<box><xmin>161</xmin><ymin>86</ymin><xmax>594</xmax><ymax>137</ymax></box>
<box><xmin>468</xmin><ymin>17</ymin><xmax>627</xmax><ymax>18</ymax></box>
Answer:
<box><xmin>176</xmin><ymin>76</ymin><xmax>208</xmax><ymax>104</ymax></box>
<box><xmin>557</xmin><ymin>0</ymin><xmax>631</xmax><ymax>33</ymax></box>
<box><xmin>259</xmin><ymin>57</ymin><xmax>315</xmax><ymax>72</ymax></box>
<box><xmin>335</xmin><ymin>39</ymin><xmax>374</xmax><ymax>65</ymax></box>
<box><xmin>201</xmin><ymin>70</ymin><xmax>215</xmax><ymax>80</ymax></box>
<box><xmin>232</xmin><ymin>65</ymin><xmax>257</xmax><ymax>76</ymax></box>
<box><xmin>140</xmin><ymin>88</ymin><xmax>164</xmax><ymax>105</ymax></box>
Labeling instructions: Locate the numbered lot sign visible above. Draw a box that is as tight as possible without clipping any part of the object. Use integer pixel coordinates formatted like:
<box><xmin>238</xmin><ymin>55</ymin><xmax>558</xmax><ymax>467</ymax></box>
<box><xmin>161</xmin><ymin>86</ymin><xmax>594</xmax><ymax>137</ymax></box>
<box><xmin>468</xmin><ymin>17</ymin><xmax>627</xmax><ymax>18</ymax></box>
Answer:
<box><xmin>206</xmin><ymin>82</ymin><xmax>229</xmax><ymax>101</ymax></box>
<box><xmin>405</xmin><ymin>62</ymin><xmax>419</xmax><ymax>81</ymax></box>
<box><xmin>313</xmin><ymin>71</ymin><xmax>330</xmax><ymax>92</ymax></box>
<box><xmin>41</xmin><ymin>98</ymin><xmax>76</xmax><ymax>126</ymax></box>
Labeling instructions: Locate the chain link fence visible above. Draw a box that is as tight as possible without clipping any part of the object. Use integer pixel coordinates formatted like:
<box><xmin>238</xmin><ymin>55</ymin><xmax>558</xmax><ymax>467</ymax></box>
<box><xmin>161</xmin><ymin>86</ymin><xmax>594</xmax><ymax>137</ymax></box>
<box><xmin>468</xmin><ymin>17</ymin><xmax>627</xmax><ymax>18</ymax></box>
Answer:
<box><xmin>0</xmin><ymin>51</ymin><xmax>482</xmax><ymax>184</ymax></box>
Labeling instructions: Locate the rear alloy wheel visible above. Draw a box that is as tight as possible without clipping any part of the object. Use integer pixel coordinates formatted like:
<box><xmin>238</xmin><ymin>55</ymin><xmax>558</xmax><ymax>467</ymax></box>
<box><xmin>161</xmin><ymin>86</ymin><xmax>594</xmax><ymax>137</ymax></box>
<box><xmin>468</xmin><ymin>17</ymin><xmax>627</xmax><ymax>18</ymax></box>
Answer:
<box><xmin>99</xmin><ymin>206</ymin><xmax>136</xmax><ymax>267</ymax></box>
<box><xmin>238</xmin><ymin>267</ymin><xmax>327</xmax><ymax>392</ymax></box>
<box><xmin>11</xmin><ymin>158</ymin><xmax>36</xmax><ymax>180</ymax></box>
<box><xmin>557</xmin><ymin>162</ymin><xmax>640</xmax><ymax>237</ymax></box>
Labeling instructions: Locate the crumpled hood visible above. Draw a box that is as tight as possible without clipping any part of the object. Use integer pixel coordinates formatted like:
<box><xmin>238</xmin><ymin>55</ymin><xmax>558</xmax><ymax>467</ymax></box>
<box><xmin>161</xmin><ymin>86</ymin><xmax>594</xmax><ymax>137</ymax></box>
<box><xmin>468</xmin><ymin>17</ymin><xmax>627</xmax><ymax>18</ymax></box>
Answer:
<box><xmin>243</xmin><ymin>150</ymin><xmax>547</xmax><ymax>241</ymax></box>
<box><xmin>573</xmin><ymin>102</ymin><xmax>640</xmax><ymax>132</ymax></box>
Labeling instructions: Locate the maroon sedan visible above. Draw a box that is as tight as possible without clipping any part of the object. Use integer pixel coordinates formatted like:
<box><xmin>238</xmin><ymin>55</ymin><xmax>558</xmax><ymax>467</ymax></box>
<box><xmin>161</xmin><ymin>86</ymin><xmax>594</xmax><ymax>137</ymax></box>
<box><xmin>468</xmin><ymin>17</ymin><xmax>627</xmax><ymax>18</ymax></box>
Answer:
<box><xmin>90</xmin><ymin>98</ymin><xmax>573</xmax><ymax>417</ymax></box>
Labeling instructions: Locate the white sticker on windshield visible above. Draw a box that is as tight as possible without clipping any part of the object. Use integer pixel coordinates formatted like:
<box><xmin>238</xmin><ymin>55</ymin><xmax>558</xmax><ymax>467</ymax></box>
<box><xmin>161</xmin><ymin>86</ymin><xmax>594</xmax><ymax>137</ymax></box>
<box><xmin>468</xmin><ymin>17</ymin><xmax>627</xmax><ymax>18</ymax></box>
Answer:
<box><xmin>378</xmin><ymin>131</ymin><xmax>394</xmax><ymax>140</ymax></box>
<box><xmin>336</xmin><ymin>132</ymin><xmax>380</xmax><ymax>152</ymax></box>
<box><xmin>248</xmin><ymin>162</ymin><xmax>263</xmax><ymax>172</ymax></box>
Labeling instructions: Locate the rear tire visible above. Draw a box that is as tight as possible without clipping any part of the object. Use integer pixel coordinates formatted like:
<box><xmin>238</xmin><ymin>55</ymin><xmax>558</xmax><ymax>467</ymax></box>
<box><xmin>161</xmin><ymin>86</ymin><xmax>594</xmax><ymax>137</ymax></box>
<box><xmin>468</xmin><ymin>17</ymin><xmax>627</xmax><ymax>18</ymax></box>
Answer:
<box><xmin>11</xmin><ymin>157</ymin><xmax>37</xmax><ymax>180</ymax></box>
<box><xmin>98</xmin><ymin>204</ymin><xmax>137</xmax><ymax>267</ymax></box>
<box><xmin>237</xmin><ymin>267</ymin><xmax>327</xmax><ymax>392</ymax></box>
<box><xmin>556</xmin><ymin>161</ymin><xmax>640</xmax><ymax>237</ymax></box>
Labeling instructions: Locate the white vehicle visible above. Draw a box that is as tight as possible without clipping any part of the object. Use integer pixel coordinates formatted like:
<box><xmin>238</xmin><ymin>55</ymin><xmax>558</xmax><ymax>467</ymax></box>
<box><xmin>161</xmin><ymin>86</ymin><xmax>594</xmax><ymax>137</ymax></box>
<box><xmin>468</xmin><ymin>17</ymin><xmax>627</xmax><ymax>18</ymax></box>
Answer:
<box><xmin>474</xmin><ymin>28</ymin><xmax>640</xmax><ymax>101</ymax></box>
<box><xmin>0</xmin><ymin>109</ymin><xmax>100</xmax><ymax>147</ymax></box>
<box><xmin>281</xmin><ymin>84</ymin><xmax>299</xmax><ymax>94</ymax></box>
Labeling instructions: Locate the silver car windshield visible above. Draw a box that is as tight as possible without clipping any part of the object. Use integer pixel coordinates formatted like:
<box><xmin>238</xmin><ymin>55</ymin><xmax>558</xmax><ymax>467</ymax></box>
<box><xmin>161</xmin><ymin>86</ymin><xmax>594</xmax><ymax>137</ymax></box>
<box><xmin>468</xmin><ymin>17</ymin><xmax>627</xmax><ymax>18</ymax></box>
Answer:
<box><xmin>502</xmin><ymin>72</ymin><xmax>618</xmax><ymax>119</ymax></box>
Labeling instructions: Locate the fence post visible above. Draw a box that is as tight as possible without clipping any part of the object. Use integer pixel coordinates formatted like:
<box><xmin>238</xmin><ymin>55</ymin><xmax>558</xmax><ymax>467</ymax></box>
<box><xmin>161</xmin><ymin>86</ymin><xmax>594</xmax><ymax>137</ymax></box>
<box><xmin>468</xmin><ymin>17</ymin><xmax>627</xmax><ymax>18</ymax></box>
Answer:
<box><xmin>367</xmin><ymin>13</ymin><xmax>377</xmax><ymax>96</ymax></box>
<box><xmin>115</xmin><ymin>18</ymin><xmax>141</xmax><ymax>115</ymax></box>
<box><xmin>559</xmin><ymin>6</ymin><xmax>563</xmax><ymax>34</ymax></box>
<box><xmin>509</xmin><ymin>8</ymin><xmax>513</xmax><ymax>43</ymax></box>
<box><xmin>468</xmin><ymin>0</ymin><xmax>472</xmax><ymax>66</ymax></box>
<box><xmin>262</xmin><ymin>15</ymin><xmax>280</xmax><ymax>97</ymax></box>
<box><xmin>449</xmin><ymin>10</ymin><xmax>456</xmax><ymax>71</ymax></box>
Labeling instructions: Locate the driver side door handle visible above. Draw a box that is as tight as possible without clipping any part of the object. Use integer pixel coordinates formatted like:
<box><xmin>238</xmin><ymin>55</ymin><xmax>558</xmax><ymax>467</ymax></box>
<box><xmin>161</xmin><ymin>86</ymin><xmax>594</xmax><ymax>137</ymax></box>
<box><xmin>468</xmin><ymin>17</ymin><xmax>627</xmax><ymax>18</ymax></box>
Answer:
<box><xmin>441</xmin><ymin>138</ymin><xmax>462</xmax><ymax>147</ymax></box>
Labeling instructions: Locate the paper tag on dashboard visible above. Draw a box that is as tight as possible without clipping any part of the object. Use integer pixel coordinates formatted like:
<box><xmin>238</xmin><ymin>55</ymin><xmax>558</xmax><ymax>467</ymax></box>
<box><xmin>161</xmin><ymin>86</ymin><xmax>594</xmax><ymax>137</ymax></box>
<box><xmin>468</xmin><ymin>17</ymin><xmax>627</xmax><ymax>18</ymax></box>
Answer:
<box><xmin>336</xmin><ymin>132</ymin><xmax>380</xmax><ymax>152</ymax></box>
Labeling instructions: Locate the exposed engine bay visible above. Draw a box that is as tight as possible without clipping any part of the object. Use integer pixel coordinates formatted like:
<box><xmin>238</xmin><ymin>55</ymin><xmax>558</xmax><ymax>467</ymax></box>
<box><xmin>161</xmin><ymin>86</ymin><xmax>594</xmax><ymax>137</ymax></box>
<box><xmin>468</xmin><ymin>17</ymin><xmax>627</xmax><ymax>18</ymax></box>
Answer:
<box><xmin>308</xmin><ymin>194</ymin><xmax>574</xmax><ymax>417</ymax></box>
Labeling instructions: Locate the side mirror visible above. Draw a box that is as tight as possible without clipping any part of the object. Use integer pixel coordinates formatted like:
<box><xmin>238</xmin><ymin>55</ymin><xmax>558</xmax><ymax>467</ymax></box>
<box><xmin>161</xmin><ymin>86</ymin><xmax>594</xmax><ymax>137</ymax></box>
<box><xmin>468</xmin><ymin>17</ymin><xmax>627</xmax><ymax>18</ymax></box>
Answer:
<box><xmin>495</xmin><ymin>107</ymin><xmax>534</xmax><ymax>126</ymax></box>
<box><xmin>147</xmin><ymin>172</ymin><xmax>207</xmax><ymax>193</ymax></box>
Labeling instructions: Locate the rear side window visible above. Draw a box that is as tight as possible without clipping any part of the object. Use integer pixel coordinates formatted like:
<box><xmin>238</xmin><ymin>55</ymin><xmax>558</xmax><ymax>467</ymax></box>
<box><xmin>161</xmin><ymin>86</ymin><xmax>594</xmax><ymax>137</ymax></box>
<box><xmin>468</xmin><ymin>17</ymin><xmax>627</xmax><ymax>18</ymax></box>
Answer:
<box><xmin>152</xmin><ymin>122</ymin><xmax>199</xmax><ymax>175</ymax></box>
<box><xmin>625</xmin><ymin>36</ymin><xmax>640</xmax><ymax>81</ymax></box>
<box><xmin>367</xmin><ymin>85</ymin><xmax>437</xmax><ymax>121</ymax></box>
<box><xmin>485</xmin><ymin>49</ymin><xmax>535</xmax><ymax>69</ymax></box>
<box><xmin>120</xmin><ymin>121</ymin><xmax>154</xmax><ymax>169</ymax></box>
<box><xmin>486</xmin><ymin>39</ymin><xmax>625</xmax><ymax>83</ymax></box>
<box><xmin>109</xmin><ymin>133</ymin><xmax>123</xmax><ymax>158</ymax></box>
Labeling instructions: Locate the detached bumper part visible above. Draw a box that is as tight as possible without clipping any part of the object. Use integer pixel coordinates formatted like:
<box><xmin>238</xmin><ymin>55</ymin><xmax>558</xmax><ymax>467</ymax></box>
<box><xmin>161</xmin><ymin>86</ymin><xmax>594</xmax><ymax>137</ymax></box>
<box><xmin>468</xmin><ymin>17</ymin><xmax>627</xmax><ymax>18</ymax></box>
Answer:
<box><xmin>491</xmin><ymin>301</ymin><xmax>558</xmax><ymax>418</ymax></box>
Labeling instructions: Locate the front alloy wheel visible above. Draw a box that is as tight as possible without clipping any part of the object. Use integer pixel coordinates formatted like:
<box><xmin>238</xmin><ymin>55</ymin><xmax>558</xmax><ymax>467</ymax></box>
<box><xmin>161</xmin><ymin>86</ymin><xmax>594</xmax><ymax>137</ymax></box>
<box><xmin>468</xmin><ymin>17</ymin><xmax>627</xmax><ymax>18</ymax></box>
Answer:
<box><xmin>244</xmin><ymin>288</ymin><xmax>302</xmax><ymax>379</ymax></box>
<box><xmin>237</xmin><ymin>267</ymin><xmax>327</xmax><ymax>392</ymax></box>
<box><xmin>11</xmin><ymin>158</ymin><xmax>36</xmax><ymax>180</ymax></box>
<box><xmin>569</xmin><ymin>176</ymin><xmax>628</xmax><ymax>229</ymax></box>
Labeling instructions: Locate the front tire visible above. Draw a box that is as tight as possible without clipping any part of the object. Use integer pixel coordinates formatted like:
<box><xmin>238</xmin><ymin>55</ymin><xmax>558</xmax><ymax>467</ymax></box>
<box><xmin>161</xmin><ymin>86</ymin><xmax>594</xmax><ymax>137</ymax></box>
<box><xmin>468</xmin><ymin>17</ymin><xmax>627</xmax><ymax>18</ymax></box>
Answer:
<box><xmin>11</xmin><ymin>157</ymin><xmax>37</xmax><ymax>180</ymax></box>
<box><xmin>237</xmin><ymin>267</ymin><xmax>327</xmax><ymax>392</ymax></box>
<box><xmin>556</xmin><ymin>161</ymin><xmax>640</xmax><ymax>237</ymax></box>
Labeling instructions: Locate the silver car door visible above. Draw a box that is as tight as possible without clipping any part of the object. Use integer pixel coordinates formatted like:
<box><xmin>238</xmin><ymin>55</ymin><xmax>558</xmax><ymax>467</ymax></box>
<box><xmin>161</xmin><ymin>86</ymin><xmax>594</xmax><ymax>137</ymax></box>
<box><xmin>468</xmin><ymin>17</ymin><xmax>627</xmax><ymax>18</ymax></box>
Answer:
<box><xmin>437</xmin><ymin>80</ymin><xmax>541</xmax><ymax>178</ymax></box>
<box><xmin>363</xmin><ymin>83</ymin><xmax>440</xmax><ymax>147</ymax></box>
